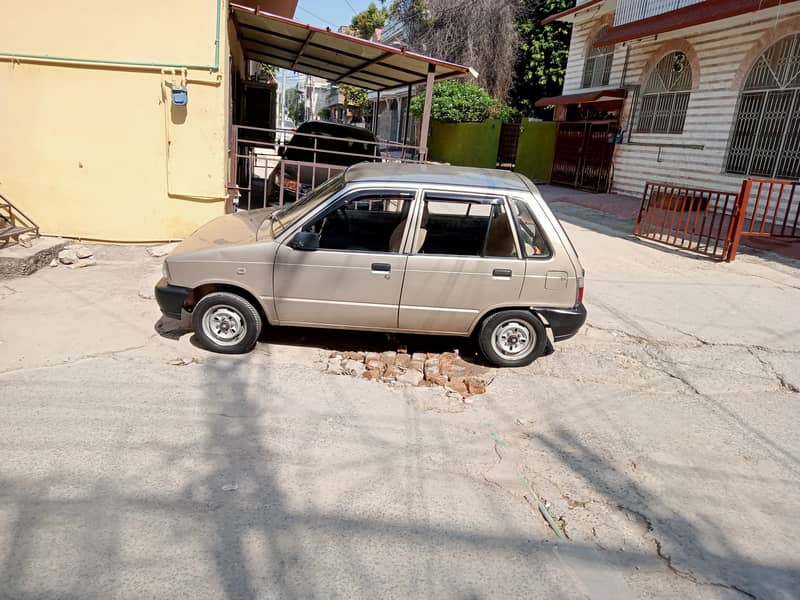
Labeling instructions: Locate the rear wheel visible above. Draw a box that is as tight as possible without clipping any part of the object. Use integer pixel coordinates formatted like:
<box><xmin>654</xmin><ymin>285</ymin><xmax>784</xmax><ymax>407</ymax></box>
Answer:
<box><xmin>478</xmin><ymin>310</ymin><xmax>547</xmax><ymax>367</ymax></box>
<box><xmin>192</xmin><ymin>292</ymin><xmax>262</xmax><ymax>354</ymax></box>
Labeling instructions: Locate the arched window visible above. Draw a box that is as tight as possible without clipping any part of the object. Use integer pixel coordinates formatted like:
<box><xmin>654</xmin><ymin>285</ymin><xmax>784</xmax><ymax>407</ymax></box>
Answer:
<box><xmin>636</xmin><ymin>51</ymin><xmax>692</xmax><ymax>134</ymax></box>
<box><xmin>582</xmin><ymin>27</ymin><xmax>614</xmax><ymax>88</ymax></box>
<box><xmin>726</xmin><ymin>34</ymin><xmax>800</xmax><ymax>178</ymax></box>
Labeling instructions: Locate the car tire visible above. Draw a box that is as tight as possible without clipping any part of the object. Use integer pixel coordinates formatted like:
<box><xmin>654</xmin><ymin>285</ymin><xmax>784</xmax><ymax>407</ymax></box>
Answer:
<box><xmin>192</xmin><ymin>291</ymin><xmax>262</xmax><ymax>354</ymax></box>
<box><xmin>478</xmin><ymin>310</ymin><xmax>547</xmax><ymax>368</ymax></box>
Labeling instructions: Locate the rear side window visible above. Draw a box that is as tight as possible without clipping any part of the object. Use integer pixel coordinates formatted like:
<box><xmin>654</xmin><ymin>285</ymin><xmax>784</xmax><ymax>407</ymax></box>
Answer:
<box><xmin>510</xmin><ymin>198</ymin><xmax>550</xmax><ymax>257</ymax></box>
<box><xmin>415</xmin><ymin>193</ymin><xmax>518</xmax><ymax>258</ymax></box>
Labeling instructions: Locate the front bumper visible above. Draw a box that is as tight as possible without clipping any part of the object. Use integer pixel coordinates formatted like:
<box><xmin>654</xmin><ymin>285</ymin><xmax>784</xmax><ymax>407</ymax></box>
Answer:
<box><xmin>154</xmin><ymin>277</ymin><xmax>191</xmax><ymax>320</ymax></box>
<box><xmin>538</xmin><ymin>304</ymin><xmax>587</xmax><ymax>342</ymax></box>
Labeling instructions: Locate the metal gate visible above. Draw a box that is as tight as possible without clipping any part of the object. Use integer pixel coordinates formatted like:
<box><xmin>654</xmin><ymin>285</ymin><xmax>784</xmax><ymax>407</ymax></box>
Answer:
<box><xmin>727</xmin><ymin>178</ymin><xmax>800</xmax><ymax>261</ymax></box>
<box><xmin>551</xmin><ymin>121</ymin><xmax>616</xmax><ymax>192</ymax></box>
<box><xmin>496</xmin><ymin>123</ymin><xmax>521</xmax><ymax>169</ymax></box>
<box><xmin>634</xmin><ymin>178</ymin><xmax>800</xmax><ymax>262</ymax></box>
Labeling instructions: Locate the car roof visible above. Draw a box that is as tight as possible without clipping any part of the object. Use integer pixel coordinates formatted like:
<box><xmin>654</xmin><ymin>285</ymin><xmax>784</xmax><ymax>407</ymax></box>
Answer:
<box><xmin>295</xmin><ymin>120</ymin><xmax>376</xmax><ymax>140</ymax></box>
<box><xmin>345</xmin><ymin>162</ymin><xmax>529</xmax><ymax>191</ymax></box>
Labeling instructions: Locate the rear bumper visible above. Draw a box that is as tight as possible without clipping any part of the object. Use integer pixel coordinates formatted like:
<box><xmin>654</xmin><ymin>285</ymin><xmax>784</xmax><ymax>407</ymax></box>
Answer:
<box><xmin>155</xmin><ymin>277</ymin><xmax>191</xmax><ymax>320</ymax></box>
<box><xmin>538</xmin><ymin>304</ymin><xmax>587</xmax><ymax>342</ymax></box>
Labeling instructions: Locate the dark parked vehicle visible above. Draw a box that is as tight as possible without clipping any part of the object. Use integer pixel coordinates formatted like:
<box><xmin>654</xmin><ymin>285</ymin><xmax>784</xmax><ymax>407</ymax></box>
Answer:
<box><xmin>269</xmin><ymin>121</ymin><xmax>379</xmax><ymax>201</ymax></box>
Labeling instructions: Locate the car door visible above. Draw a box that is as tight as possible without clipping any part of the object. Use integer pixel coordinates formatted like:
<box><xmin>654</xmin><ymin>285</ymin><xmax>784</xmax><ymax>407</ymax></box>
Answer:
<box><xmin>399</xmin><ymin>191</ymin><xmax>525</xmax><ymax>334</ymax></box>
<box><xmin>273</xmin><ymin>188</ymin><xmax>417</xmax><ymax>330</ymax></box>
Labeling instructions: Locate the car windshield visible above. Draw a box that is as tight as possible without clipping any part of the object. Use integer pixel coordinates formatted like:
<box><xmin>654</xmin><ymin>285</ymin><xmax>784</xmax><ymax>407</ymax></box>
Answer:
<box><xmin>257</xmin><ymin>174</ymin><xmax>345</xmax><ymax>240</ymax></box>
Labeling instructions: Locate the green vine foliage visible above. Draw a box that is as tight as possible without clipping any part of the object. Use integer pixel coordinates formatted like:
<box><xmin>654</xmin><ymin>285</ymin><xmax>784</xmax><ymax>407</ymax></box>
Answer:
<box><xmin>511</xmin><ymin>0</ymin><xmax>572</xmax><ymax>118</ymax></box>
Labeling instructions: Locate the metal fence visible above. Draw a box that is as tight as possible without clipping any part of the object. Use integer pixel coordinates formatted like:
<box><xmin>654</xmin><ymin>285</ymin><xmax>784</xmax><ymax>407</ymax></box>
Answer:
<box><xmin>229</xmin><ymin>124</ymin><xmax>424</xmax><ymax>211</ymax></box>
<box><xmin>727</xmin><ymin>178</ymin><xmax>800</xmax><ymax>261</ymax></box>
<box><xmin>635</xmin><ymin>178</ymin><xmax>800</xmax><ymax>262</ymax></box>
<box><xmin>634</xmin><ymin>183</ymin><xmax>740</xmax><ymax>260</ymax></box>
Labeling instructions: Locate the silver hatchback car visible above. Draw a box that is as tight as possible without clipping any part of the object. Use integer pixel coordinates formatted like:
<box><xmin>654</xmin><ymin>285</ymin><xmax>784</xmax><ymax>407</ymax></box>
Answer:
<box><xmin>155</xmin><ymin>163</ymin><xmax>586</xmax><ymax>367</ymax></box>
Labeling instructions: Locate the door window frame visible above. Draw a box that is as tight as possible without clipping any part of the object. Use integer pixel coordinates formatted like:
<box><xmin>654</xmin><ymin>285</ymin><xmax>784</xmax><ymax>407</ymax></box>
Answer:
<box><xmin>409</xmin><ymin>190</ymin><xmax>523</xmax><ymax>260</ymax></box>
<box><xmin>284</xmin><ymin>186</ymin><xmax>421</xmax><ymax>255</ymax></box>
<box><xmin>508</xmin><ymin>196</ymin><xmax>554</xmax><ymax>259</ymax></box>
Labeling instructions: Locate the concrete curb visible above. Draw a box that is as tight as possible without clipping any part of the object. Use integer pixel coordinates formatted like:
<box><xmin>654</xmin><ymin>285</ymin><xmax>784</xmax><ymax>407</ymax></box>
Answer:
<box><xmin>0</xmin><ymin>237</ymin><xmax>69</xmax><ymax>279</ymax></box>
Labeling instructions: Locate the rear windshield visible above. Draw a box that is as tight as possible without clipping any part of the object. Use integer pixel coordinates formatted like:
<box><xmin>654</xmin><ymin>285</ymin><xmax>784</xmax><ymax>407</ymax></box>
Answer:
<box><xmin>285</xmin><ymin>125</ymin><xmax>377</xmax><ymax>165</ymax></box>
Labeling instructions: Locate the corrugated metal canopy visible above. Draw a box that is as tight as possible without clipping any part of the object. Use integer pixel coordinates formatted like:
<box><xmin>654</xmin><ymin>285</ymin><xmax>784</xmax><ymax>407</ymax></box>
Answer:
<box><xmin>230</xmin><ymin>4</ymin><xmax>471</xmax><ymax>91</ymax></box>
<box><xmin>535</xmin><ymin>88</ymin><xmax>626</xmax><ymax>107</ymax></box>
<box><xmin>541</xmin><ymin>0</ymin><xmax>607</xmax><ymax>25</ymax></box>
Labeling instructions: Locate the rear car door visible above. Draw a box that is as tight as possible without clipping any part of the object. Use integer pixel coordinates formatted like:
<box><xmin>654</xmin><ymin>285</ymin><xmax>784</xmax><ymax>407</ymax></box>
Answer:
<box><xmin>399</xmin><ymin>191</ymin><xmax>525</xmax><ymax>334</ymax></box>
<box><xmin>274</xmin><ymin>188</ymin><xmax>417</xmax><ymax>329</ymax></box>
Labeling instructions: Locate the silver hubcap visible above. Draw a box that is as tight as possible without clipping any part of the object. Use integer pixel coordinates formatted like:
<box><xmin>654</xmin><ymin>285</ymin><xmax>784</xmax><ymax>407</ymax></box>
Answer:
<box><xmin>491</xmin><ymin>320</ymin><xmax>534</xmax><ymax>359</ymax></box>
<box><xmin>202</xmin><ymin>305</ymin><xmax>247</xmax><ymax>346</ymax></box>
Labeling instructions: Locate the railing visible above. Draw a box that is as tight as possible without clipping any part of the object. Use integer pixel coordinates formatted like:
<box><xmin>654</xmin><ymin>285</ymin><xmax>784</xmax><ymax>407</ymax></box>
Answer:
<box><xmin>634</xmin><ymin>183</ymin><xmax>740</xmax><ymax>260</ymax></box>
<box><xmin>0</xmin><ymin>192</ymin><xmax>39</xmax><ymax>244</ymax></box>
<box><xmin>634</xmin><ymin>178</ymin><xmax>800</xmax><ymax>262</ymax></box>
<box><xmin>229</xmin><ymin>124</ymin><xmax>424</xmax><ymax>211</ymax></box>
<box><xmin>726</xmin><ymin>178</ymin><xmax>799</xmax><ymax>261</ymax></box>
<box><xmin>614</xmin><ymin>0</ymin><xmax>704</xmax><ymax>26</ymax></box>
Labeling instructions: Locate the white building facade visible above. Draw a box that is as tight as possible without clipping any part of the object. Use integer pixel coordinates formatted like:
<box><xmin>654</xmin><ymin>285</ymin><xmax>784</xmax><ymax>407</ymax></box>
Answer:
<box><xmin>543</xmin><ymin>0</ymin><xmax>800</xmax><ymax>196</ymax></box>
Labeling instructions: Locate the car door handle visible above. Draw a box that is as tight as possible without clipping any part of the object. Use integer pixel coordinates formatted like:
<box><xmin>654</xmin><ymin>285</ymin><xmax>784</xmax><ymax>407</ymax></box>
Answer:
<box><xmin>492</xmin><ymin>268</ymin><xmax>513</xmax><ymax>278</ymax></box>
<box><xmin>371</xmin><ymin>263</ymin><xmax>392</xmax><ymax>273</ymax></box>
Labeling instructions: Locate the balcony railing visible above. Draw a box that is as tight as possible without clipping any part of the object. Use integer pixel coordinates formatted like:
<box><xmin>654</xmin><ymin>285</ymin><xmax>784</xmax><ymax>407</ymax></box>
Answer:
<box><xmin>614</xmin><ymin>0</ymin><xmax>705</xmax><ymax>26</ymax></box>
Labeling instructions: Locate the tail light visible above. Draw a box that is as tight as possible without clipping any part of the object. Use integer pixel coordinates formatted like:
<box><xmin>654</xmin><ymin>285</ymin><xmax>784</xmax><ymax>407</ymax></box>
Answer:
<box><xmin>577</xmin><ymin>270</ymin><xmax>585</xmax><ymax>305</ymax></box>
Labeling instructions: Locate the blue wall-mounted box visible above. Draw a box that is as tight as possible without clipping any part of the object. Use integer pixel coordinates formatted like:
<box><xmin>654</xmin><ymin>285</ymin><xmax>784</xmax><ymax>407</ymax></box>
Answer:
<box><xmin>171</xmin><ymin>87</ymin><xmax>188</xmax><ymax>106</ymax></box>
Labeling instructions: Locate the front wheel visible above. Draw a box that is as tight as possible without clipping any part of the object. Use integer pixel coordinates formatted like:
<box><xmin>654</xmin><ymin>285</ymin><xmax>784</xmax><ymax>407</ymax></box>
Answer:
<box><xmin>478</xmin><ymin>310</ymin><xmax>547</xmax><ymax>367</ymax></box>
<box><xmin>192</xmin><ymin>292</ymin><xmax>262</xmax><ymax>354</ymax></box>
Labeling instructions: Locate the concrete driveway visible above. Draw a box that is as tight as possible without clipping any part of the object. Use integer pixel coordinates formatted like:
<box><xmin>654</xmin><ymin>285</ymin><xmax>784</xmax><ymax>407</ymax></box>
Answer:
<box><xmin>0</xmin><ymin>200</ymin><xmax>798</xmax><ymax>599</ymax></box>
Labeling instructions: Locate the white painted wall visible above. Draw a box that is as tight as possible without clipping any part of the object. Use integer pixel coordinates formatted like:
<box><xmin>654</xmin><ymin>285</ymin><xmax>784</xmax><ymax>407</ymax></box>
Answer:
<box><xmin>562</xmin><ymin>3</ymin><xmax>800</xmax><ymax>198</ymax></box>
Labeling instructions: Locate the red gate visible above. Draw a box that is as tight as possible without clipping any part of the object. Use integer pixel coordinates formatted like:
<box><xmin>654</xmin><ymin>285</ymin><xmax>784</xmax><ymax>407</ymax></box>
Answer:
<box><xmin>551</xmin><ymin>121</ymin><xmax>616</xmax><ymax>192</ymax></box>
<box><xmin>727</xmin><ymin>178</ymin><xmax>800</xmax><ymax>261</ymax></box>
<box><xmin>634</xmin><ymin>178</ymin><xmax>800</xmax><ymax>262</ymax></box>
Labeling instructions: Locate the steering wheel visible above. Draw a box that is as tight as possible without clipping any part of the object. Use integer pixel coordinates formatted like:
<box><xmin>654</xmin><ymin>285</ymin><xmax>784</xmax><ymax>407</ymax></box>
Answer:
<box><xmin>319</xmin><ymin>205</ymin><xmax>350</xmax><ymax>237</ymax></box>
<box><xmin>328</xmin><ymin>205</ymin><xmax>350</xmax><ymax>232</ymax></box>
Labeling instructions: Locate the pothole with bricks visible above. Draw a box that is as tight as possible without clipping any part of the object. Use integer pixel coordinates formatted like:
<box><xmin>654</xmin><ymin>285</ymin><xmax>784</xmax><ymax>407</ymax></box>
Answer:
<box><xmin>323</xmin><ymin>348</ymin><xmax>495</xmax><ymax>398</ymax></box>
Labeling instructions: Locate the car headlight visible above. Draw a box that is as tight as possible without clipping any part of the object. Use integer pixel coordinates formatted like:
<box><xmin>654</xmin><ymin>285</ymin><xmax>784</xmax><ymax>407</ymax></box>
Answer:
<box><xmin>162</xmin><ymin>260</ymin><xmax>171</xmax><ymax>280</ymax></box>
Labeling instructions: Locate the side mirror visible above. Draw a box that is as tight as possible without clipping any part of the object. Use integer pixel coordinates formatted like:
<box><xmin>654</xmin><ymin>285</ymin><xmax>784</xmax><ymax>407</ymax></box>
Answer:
<box><xmin>277</xmin><ymin>146</ymin><xmax>286</xmax><ymax>157</ymax></box>
<box><xmin>289</xmin><ymin>230</ymin><xmax>320</xmax><ymax>251</ymax></box>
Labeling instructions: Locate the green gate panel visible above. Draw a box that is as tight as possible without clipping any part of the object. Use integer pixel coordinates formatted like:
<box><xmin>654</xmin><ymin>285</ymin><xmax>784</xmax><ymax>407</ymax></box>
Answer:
<box><xmin>427</xmin><ymin>120</ymin><xmax>502</xmax><ymax>168</ymax></box>
<box><xmin>514</xmin><ymin>121</ymin><xmax>558</xmax><ymax>183</ymax></box>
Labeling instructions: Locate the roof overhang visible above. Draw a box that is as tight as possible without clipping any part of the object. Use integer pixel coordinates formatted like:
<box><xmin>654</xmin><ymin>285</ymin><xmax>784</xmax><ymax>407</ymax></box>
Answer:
<box><xmin>234</xmin><ymin>0</ymin><xmax>297</xmax><ymax>19</ymax></box>
<box><xmin>535</xmin><ymin>88</ymin><xmax>626</xmax><ymax>107</ymax></box>
<box><xmin>542</xmin><ymin>0</ymin><xmax>607</xmax><ymax>25</ymax></box>
<box><xmin>595</xmin><ymin>0</ymin><xmax>800</xmax><ymax>46</ymax></box>
<box><xmin>230</xmin><ymin>4</ymin><xmax>472</xmax><ymax>91</ymax></box>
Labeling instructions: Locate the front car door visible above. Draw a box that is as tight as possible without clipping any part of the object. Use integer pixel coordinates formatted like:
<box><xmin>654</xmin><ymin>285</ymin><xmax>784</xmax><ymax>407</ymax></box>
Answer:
<box><xmin>399</xmin><ymin>191</ymin><xmax>525</xmax><ymax>334</ymax></box>
<box><xmin>274</xmin><ymin>188</ymin><xmax>417</xmax><ymax>330</ymax></box>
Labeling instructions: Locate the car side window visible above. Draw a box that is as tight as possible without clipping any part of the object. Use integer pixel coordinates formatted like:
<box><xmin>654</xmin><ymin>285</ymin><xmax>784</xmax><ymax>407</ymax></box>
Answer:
<box><xmin>301</xmin><ymin>190</ymin><xmax>414</xmax><ymax>253</ymax></box>
<box><xmin>415</xmin><ymin>193</ymin><xmax>518</xmax><ymax>258</ymax></box>
<box><xmin>510</xmin><ymin>198</ymin><xmax>550</xmax><ymax>257</ymax></box>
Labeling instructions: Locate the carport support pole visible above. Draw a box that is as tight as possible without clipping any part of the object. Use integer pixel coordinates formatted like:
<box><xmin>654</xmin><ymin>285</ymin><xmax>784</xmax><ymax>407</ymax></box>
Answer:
<box><xmin>418</xmin><ymin>64</ymin><xmax>436</xmax><ymax>162</ymax></box>
<box><xmin>373</xmin><ymin>91</ymin><xmax>381</xmax><ymax>135</ymax></box>
<box><xmin>403</xmin><ymin>84</ymin><xmax>412</xmax><ymax>158</ymax></box>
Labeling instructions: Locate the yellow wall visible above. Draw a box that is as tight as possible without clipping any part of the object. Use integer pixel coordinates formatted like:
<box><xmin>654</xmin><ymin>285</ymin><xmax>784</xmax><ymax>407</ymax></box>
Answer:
<box><xmin>0</xmin><ymin>0</ymin><xmax>231</xmax><ymax>241</ymax></box>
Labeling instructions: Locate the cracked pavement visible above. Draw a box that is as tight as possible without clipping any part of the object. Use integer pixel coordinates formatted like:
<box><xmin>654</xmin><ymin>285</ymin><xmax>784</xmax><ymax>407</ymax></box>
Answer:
<box><xmin>0</xmin><ymin>201</ymin><xmax>798</xmax><ymax>599</ymax></box>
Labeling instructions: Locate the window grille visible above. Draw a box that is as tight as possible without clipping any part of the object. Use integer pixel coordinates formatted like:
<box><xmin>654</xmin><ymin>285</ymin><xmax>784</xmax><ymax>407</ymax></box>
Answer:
<box><xmin>582</xmin><ymin>27</ymin><xmax>614</xmax><ymax>88</ymax></box>
<box><xmin>636</xmin><ymin>51</ymin><xmax>692</xmax><ymax>134</ymax></box>
<box><xmin>726</xmin><ymin>34</ymin><xmax>800</xmax><ymax>178</ymax></box>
